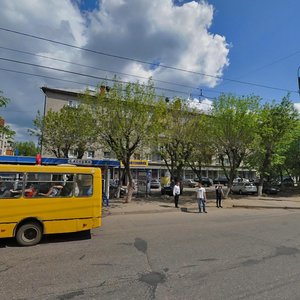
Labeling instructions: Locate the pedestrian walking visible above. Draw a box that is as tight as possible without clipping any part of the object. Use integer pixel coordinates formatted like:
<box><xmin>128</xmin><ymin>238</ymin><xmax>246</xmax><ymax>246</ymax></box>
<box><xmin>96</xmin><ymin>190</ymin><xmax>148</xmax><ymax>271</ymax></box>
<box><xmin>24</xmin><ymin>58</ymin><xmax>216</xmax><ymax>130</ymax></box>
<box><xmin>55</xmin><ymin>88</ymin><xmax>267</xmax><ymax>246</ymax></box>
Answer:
<box><xmin>173</xmin><ymin>181</ymin><xmax>180</xmax><ymax>208</ymax></box>
<box><xmin>215</xmin><ymin>183</ymin><xmax>224</xmax><ymax>208</ymax></box>
<box><xmin>196</xmin><ymin>182</ymin><xmax>207</xmax><ymax>213</ymax></box>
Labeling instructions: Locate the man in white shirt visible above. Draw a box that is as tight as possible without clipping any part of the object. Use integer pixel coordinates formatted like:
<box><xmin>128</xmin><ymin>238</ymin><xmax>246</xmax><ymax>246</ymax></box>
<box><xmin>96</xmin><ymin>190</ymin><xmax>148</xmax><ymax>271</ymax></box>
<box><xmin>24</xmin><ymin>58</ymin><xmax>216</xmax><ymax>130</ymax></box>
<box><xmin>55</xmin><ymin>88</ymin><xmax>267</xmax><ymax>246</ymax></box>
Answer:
<box><xmin>196</xmin><ymin>182</ymin><xmax>207</xmax><ymax>213</ymax></box>
<box><xmin>173</xmin><ymin>181</ymin><xmax>180</xmax><ymax>208</ymax></box>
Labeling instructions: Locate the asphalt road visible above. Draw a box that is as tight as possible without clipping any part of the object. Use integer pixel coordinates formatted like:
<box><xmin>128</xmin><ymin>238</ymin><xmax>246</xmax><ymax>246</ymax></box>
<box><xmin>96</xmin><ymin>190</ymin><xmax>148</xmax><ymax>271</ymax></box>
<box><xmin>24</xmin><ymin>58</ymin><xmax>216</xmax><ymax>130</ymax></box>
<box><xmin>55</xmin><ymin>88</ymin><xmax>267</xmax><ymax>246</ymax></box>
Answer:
<box><xmin>1</xmin><ymin>208</ymin><xmax>300</xmax><ymax>299</ymax></box>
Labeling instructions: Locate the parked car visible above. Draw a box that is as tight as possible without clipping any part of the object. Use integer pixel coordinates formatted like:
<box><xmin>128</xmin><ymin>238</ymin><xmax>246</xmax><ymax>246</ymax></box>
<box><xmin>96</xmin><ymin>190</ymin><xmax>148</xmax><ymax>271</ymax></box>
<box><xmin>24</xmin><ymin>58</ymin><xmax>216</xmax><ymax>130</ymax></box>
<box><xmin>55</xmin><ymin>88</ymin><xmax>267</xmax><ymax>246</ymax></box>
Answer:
<box><xmin>262</xmin><ymin>184</ymin><xmax>280</xmax><ymax>194</ymax></box>
<box><xmin>198</xmin><ymin>177</ymin><xmax>213</xmax><ymax>187</ymax></box>
<box><xmin>231</xmin><ymin>182</ymin><xmax>257</xmax><ymax>195</ymax></box>
<box><xmin>150</xmin><ymin>179</ymin><xmax>160</xmax><ymax>189</ymax></box>
<box><xmin>277</xmin><ymin>176</ymin><xmax>295</xmax><ymax>187</ymax></box>
<box><xmin>213</xmin><ymin>176</ymin><xmax>228</xmax><ymax>185</ymax></box>
<box><xmin>161</xmin><ymin>185</ymin><xmax>173</xmax><ymax>196</ymax></box>
<box><xmin>183</xmin><ymin>179</ymin><xmax>197</xmax><ymax>188</ymax></box>
<box><xmin>233</xmin><ymin>177</ymin><xmax>250</xmax><ymax>183</ymax></box>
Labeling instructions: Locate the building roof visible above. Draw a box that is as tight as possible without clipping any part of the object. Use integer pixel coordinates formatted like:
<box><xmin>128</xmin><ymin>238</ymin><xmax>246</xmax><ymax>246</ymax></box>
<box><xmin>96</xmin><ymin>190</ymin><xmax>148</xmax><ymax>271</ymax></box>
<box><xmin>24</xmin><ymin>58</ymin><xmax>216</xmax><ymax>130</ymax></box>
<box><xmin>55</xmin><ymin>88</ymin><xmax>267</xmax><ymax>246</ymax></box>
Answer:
<box><xmin>41</xmin><ymin>86</ymin><xmax>97</xmax><ymax>97</ymax></box>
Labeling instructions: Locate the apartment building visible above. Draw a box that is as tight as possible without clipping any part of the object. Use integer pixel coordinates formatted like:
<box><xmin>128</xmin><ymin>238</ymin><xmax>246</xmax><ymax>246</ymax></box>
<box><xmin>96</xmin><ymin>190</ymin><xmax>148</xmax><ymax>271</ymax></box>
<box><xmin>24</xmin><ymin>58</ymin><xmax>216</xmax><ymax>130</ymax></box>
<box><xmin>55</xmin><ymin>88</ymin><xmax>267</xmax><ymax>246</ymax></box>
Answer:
<box><xmin>41</xmin><ymin>86</ymin><xmax>255</xmax><ymax>181</ymax></box>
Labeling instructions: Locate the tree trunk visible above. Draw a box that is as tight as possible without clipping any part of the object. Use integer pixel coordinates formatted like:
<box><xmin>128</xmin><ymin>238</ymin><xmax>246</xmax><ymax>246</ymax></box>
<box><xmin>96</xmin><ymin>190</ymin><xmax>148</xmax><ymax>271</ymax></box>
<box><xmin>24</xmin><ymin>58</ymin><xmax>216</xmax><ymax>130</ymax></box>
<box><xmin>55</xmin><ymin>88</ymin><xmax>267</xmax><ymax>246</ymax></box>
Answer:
<box><xmin>126</xmin><ymin>185</ymin><xmax>134</xmax><ymax>203</ymax></box>
<box><xmin>257</xmin><ymin>176</ymin><xmax>264</xmax><ymax>196</ymax></box>
<box><xmin>257</xmin><ymin>185</ymin><xmax>263</xmax><ymax>196</ymax></box>
<box><xmin>224</xmin><ymin>184</ymin><xmax>231</xmax><ymax>198</ymax></box>
<box><xmin>124</xmin><ymin>161</ymin><xmax>133</xmax><ymax>203</ymax></box>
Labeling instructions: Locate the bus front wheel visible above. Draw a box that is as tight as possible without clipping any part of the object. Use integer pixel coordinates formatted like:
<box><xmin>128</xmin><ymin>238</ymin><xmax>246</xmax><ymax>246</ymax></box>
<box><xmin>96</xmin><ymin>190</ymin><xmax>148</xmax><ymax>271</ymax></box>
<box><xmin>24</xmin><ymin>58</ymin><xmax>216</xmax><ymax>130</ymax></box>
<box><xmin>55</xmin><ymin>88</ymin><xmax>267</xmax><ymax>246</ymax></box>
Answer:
<box><xmin>16</xmin><ymin>222</ymin><xmax>42</xmax><ymax>246</ymax></box>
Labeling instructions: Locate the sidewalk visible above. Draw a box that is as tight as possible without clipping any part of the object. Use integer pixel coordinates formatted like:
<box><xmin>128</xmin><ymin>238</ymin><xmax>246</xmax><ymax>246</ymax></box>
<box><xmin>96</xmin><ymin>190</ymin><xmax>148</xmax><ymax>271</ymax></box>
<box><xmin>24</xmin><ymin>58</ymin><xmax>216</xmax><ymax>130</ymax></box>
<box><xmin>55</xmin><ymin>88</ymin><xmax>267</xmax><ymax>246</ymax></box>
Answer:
<box><xmin>102</xmin><ymin>194</ymin><xmax>300</xmax><ymax>216</ymax></box>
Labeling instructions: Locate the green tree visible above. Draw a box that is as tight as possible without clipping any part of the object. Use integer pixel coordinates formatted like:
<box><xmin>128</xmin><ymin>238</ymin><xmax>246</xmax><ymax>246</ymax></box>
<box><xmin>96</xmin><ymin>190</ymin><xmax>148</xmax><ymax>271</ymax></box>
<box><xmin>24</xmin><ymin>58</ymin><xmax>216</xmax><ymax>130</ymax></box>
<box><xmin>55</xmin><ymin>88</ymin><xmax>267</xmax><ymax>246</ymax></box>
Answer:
<box><xmin>157</xmin><ymin>98</ymin><xmax>202</xmax><ymax>182</ymax></box>
<box><xmin>0</xmin><ymin>90</ymin><xmax>15</xmax><ymax>139</ymax></box>
<box><xmin>210</xmin><ymin>94</ymin><xmax>260</xmax><ymax>195</ymax></box>
<box><xmin>248</xmin><ymin>96</ymin><xmax>299</xmax><ymax>195</ymax></box>
<box><xmin>30</xmin><ymin>105</ymin><xmax>97</xmax><ymax>158</ymax></box>
<box><xmin>186</xmin><ymin>114</ymin><xmax>213</xmax><ymax>180</ymax></box>
<box><xmin>13</xmin><ymin>141</ymin><xmax>39</xmax><ymax>156</ymax></box>
<box><xmin>84</xmin><ymin>80</ymin><xmax>164</xmax><ymax>202</ymax></box>
<box><xmin>283</xmin><ymin>124</ymin><xmax>300</xmax><ymax>180</ymax></box>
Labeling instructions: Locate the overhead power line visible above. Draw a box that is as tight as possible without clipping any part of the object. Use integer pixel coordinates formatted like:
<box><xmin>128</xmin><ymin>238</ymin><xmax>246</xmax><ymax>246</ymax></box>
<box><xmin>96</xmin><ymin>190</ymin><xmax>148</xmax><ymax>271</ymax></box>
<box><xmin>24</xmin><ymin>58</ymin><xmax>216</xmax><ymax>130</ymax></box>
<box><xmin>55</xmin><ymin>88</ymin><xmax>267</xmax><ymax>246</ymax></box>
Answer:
<box><xmin>0</xmin><ymin>59</ymin><xmax>190</xmax><ymax>96</ymax></box>
<box><xmin>0</xmin><ymin>46</ymin><xmax>197</xmax><ymax>90</ymax></box>
<box><xmin>0</xmin><ymin>45</ymin><xmax>225</xmax><ymax>97</ymax></box>
<box><xmin>0</xmin><ymin>66</ymin><xmax>92</xmax><ymax>87</ymax></box>
<box><xmin>0</xmin><ymin>27</ymin><xmax>298</xmax><ymax>94</ymax></box>
<box><xmin>0</xmin><ymin>66</ymin><xmax>215</xmax><ymax>114</ymax></box>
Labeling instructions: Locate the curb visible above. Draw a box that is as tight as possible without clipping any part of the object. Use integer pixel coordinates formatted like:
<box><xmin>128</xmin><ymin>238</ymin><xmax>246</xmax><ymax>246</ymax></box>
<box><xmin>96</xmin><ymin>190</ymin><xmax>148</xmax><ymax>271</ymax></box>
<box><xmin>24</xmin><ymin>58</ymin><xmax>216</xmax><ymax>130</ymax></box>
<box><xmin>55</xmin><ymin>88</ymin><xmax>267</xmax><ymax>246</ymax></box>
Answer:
<box><xmin>102</xmin><ymin>203</ymin><xmax>300</xmax><ymax>216</ymax></box>
<box><xmin>103</xmin><ymin>206</ymin><xmax>231</xmax><ymax>216</ymax></box>
<box><xmin>232</xmin><ymin>205</ymin><xmax>300</xmax><ymax>209</ymax></box>
<box><xmin>103</xmin><ymin>208</ymin><xmax>177</xmax><ymax>216</ymax></box>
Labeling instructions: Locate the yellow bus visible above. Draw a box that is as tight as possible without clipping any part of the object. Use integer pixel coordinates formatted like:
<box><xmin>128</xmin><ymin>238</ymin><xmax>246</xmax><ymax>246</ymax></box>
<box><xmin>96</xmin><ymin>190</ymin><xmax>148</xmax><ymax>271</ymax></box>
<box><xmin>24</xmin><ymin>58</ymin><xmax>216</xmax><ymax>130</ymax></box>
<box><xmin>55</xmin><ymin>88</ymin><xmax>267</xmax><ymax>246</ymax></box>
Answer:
<box><xmin>0</xmin><ymin>164</ymin><xmax>102</xmax><ymax>246</ymax></box>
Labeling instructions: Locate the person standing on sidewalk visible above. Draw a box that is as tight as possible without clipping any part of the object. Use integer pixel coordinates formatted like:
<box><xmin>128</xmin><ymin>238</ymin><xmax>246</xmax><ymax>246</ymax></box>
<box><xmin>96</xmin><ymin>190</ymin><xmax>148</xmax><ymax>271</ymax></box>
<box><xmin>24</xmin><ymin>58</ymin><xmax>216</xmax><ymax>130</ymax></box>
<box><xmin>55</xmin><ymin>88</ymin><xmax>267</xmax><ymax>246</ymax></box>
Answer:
<box><xmin>196</xmin><ymin>182</ymin><xmax>207</xmax><ymax>213</ymax></box>
<box><xmin>215</xmin><ymin>183</ymin><xmax>224</xmax><ymax>208</ymax></box>
<box><xmin>173</xmin><ymin>181</ymin><xmax>180</xmax><ymax>208</ymax></box>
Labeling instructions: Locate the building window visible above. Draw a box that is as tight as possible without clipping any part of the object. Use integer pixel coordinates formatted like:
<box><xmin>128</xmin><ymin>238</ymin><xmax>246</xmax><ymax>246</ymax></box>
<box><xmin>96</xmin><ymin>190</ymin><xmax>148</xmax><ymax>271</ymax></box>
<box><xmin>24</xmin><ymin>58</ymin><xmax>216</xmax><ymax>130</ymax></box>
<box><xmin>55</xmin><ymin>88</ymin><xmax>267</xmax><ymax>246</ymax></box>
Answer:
<box><xmin>103</xmin><ymin>151</ymin><xmax>111</xmax><ymax>159</ymax></box>
<box><xmin>87</xmin><ymin>151</ymin><xmax>95</xmax><ymax>159</ymax></box>
<box><xmin>68</xmin><ymin>150</ymin><xmax>78</xmax><ymax>158</ymax></box>
<box><xmin>151</xmin><ymin>153</ymin><xmax>162</xmax><ymax>161</ymax></box>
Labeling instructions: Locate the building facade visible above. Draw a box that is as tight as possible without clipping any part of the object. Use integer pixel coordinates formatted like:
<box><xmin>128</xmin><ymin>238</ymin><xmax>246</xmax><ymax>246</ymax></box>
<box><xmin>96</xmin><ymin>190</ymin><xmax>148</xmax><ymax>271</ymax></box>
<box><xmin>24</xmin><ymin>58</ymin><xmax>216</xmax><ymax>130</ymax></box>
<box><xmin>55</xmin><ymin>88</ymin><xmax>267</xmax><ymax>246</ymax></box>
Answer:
<box><xmin>41</xmin><ymin>86</ymin><xmax>256</xmax><ymax>182</ymax></box>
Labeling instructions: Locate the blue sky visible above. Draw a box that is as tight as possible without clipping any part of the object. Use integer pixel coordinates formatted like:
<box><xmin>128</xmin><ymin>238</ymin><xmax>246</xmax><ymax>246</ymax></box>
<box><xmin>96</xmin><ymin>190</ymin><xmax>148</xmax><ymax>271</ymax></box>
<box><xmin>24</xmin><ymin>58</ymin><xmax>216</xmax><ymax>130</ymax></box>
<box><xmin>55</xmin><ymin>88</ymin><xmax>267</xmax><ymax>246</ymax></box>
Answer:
<box><xmin>57</xmin><ymin>0</ymin><xmax>300</xmax><ymax>102</ymax></box>
<box><xmin>204</xmin><ymin>0</ymin><xmax>300</xmax><ymax>102</ymax></box>
<box><xmin>73</xmin><ymin>0</ymin><xmax>99</xmax><ymax>12</ymax></box>
<box><xmin>1</xmin><ymin>0</ymin><xmax>300</xmax><ymax>141</ymax></box>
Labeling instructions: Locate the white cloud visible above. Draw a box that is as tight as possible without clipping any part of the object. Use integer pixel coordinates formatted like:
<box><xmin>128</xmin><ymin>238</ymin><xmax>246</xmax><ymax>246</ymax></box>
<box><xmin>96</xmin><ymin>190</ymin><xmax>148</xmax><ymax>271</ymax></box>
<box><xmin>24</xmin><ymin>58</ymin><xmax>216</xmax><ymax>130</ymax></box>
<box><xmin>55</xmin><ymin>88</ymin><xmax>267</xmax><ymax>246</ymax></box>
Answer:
<box><xmin>0</xmin><ymin>0</ymin><xmax>229</xmax><ymax>142</ymax></box>
<box><xmin>188</xmin><ymin>97</ymin><xmax>213</xmax><ymax>113</ymax></box>
<box><xmin>86</xmin><ymin>0</ymin><xmax>229</xmax><ymax>87</ymax></box>
<box><xmin>294</xmin><ymin>103</ymin><xmax>300</xmax><ymax>113</ymax></box>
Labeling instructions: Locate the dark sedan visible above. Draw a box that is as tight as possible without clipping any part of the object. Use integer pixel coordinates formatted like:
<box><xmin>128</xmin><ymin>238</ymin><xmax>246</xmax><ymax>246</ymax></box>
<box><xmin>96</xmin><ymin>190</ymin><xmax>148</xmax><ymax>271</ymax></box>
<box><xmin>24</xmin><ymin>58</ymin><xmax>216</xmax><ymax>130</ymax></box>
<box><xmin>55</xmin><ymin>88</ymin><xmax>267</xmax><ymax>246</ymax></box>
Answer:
<box><xmin>262</xmin><ymin>185</ymin><xmax>280</xmax><ymax>194</ymax></box>
<box><xmin>200</xmin><ymin>177</ymin><xmax>213</xmax><ymax>187</ymax></box>
<box><xmin>213</xmin><ymin>176</ymin><xmax>228</xmax><ymax>185</ymax></box>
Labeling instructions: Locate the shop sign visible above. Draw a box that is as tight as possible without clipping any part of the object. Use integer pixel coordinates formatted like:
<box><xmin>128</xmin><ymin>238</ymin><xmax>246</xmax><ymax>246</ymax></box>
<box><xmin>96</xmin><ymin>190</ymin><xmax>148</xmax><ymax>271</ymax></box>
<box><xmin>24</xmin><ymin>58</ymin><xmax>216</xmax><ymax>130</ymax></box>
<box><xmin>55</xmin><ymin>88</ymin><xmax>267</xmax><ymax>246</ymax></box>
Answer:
<box><xmin>68</xmin><ymin>158</ymin><xmax>92</xmax><ymax>165</ymax></box>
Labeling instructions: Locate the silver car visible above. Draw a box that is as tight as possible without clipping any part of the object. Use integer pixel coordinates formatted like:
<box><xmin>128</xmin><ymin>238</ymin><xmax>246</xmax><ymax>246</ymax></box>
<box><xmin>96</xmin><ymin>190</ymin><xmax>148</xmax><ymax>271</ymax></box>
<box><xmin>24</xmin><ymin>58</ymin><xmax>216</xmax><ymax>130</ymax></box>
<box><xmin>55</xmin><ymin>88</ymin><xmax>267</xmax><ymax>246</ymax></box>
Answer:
<box><xmin>231</xmin><ymin>182</ymin><xmax>257</xmax><ymax>195</ymax></box>
<box><xmin>150</xmin><ymin>179</ymin><xmax>160</xmax><ymax>189</ymax></box>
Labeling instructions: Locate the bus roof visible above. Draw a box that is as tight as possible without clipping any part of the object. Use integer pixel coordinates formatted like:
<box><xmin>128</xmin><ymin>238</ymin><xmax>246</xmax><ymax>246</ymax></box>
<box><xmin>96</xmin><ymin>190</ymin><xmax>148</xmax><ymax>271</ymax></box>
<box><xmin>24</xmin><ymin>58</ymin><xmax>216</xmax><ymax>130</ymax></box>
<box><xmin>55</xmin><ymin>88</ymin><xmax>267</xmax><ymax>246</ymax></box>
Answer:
<box><xmin>0</xmin><ymin>164</ymin><xmax>101</xmax><ymax>175</ymax></box>
<box><xmin>0</xmin><ymin>155</ymin><xmax>120</xmax><ymax>167</ymax></box>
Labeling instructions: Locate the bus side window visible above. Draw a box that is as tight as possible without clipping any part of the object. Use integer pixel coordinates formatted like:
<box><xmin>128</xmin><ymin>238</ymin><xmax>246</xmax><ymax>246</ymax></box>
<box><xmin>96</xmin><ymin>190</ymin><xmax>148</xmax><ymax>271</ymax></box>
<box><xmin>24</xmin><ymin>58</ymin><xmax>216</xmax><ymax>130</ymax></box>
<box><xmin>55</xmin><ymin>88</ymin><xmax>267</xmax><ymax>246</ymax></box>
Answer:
<box><xmin>75</xmin><ymin>174</ymin><xmax>93</xmax><ymax>197</ymax></box>
<box><xmin>0</xmin><ymin>172</ymin><xmax>23</xmax><ymax>198</ymax></box>
<box><xmin>74</xmin><ymin>181</ymin><xmax>80</xmax><ymax>196</ymax></box>
<box><xmin>60</xmin><ymin>181</ymin><xmax>73</xmax><ymax>196</ymax></box>
<box><xmin>0</xmin><ymin>182</ymin><xmax>12</xmax><ymax>198</ymax></box>
<box><xmin>24</xmin><ymin>183</ymin><xmax>38</xmax><ymax>198</ymax></box>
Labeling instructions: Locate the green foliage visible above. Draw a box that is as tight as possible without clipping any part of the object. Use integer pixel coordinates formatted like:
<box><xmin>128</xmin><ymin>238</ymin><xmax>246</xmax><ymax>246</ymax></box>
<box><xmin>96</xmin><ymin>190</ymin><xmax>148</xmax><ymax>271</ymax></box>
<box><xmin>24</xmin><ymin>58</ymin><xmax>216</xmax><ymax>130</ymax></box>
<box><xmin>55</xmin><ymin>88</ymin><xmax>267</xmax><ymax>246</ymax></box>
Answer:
<box><xmin>85</xmin><ymin>80</ymin><xmax>163</xmax><ymax>159</ymax></box>
<box><xmin>0</xmin><ymin>90</ymin><xmax>9</xmax><ymax>107</ymax></box>
<box><xmin>186</xmin><ymin>114</ymin><xmax>214</xmax><ymax>179</ymax></box>
<box><xmin>210</xmin><ymin>94</ymin><xmax>260</xmax><ymax>186</ymax></box>
<box><xmin>157</xmin><ymin>98</ymin><xmax>202</xmax><ymax>180</ymax></box>
<box><xmin>13</xmin><ymin>141</ymin><xmax>39</xmax><ymax>156</ymax></box>
<box><xmin>248</xmin><ymin>95</ymin><xmax>299</xmax><ymax>184</ymax></box>
<box><xmin>0</xmin><ymin>90</ymin><xmax>16</xmax><ymax>139</ymax></box>
<box><xmin>283</xmin><ymin>123</ymin><xmax>300</xmax><ymax>178</ymax></box>
<box><xmin>30</xmin><ymin>105</ymin><xmax>97</xmax><ymax>158</ymax></box>
<box><xmin>83</xmin><ymin>79</ymin><xmax>164</xmax><ymax>201</ymax></box>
